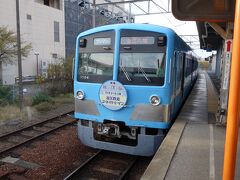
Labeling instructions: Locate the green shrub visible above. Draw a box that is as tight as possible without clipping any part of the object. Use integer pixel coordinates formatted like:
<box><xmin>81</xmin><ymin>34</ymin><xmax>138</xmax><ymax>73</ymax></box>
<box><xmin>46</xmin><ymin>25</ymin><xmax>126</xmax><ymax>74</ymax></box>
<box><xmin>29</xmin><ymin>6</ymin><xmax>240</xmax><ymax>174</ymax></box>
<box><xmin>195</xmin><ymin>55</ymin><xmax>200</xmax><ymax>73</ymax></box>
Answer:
<box><xmin>63</xmin><ymin>93</ymin><xmax>74</xmax><ymax>98</ymax></box>
<box><xmin>47</xmin><ymin>86</ymin><xmax>60</xmax><ymax>97</ymax></box>
<box><xmin>32</xmin><ymin>93</ymin><xmax>53</xmax><ymax>106</ymax></box>
<box><xmin>53</xmin><ymin>94</ymin><xmax>74</xmax><ymax>104</ymax></box>
<box><xmin>0</xmin><ymin>86</ymin><xmax>14</xmax><ymax>106</ymax></box>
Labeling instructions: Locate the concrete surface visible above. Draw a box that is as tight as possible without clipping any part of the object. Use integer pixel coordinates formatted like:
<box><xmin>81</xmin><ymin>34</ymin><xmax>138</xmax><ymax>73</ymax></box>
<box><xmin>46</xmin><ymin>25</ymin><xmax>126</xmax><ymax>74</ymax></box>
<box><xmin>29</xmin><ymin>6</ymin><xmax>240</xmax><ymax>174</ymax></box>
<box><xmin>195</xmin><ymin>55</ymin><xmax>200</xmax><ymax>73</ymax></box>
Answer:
<box><xmin>141</xmin><ymin>72</ymin><xmax>240</xmax><ymax>180</ymax></box>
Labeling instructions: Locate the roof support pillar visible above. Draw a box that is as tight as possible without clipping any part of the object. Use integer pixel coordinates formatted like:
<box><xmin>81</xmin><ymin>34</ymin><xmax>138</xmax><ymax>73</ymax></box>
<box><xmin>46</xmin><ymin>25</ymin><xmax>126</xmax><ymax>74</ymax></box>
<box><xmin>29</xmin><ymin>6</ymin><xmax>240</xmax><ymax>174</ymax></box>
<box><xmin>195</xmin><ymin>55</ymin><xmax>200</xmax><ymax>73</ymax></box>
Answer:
<box><xmin>223</xmin><ymin>0</ymin><xmax>240</xmax><ymax>179</ymax></box>
<box><xmin>207</xmin><ymin>22</ymin><xmax>227</xmax><ymax>40</ymax></box>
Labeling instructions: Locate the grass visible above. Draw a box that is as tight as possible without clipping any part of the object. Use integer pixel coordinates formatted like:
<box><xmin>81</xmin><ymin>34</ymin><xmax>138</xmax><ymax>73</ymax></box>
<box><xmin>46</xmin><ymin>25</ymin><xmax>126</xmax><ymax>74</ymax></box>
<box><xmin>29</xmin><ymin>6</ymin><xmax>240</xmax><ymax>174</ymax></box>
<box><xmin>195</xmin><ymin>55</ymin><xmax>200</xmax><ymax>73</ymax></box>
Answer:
<box><xmin>33</xmin><ymin>93</ymin><xmax>74</xmax><ymax>113</ymax></box>
<box><xmin>0</xmin><ymin>105</ymin><xmax>25</xmax><ymax>123</ymax></box>
<box><xmin>34</xmin><ymin>101</ymin><xmax>57</xmax><ymax>112</ymax></box>
<box><xmin>53</xmin><ymin>93</ymin><xmax>74</xmax><ymax>104</ymax></box>
<box><xmin>0</xmin><ymin>93</ymin><xmax>74</xmax><ymax>122</ymax></box>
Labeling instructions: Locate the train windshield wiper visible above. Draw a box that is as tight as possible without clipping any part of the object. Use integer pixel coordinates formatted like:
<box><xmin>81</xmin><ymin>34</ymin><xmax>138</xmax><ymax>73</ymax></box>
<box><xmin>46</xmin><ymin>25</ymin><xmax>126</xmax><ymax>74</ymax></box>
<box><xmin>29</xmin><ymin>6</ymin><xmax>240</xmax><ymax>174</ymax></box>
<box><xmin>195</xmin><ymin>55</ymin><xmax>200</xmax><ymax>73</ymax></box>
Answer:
<box><xmin>139</xmin><ymin>66</ymin><xmax>151</xmax><ymax>82</ymax></box>
<box><xmin>120</xmin><ymin>65</ymin><xmax>132</xmax><ymax>82</ymax></box>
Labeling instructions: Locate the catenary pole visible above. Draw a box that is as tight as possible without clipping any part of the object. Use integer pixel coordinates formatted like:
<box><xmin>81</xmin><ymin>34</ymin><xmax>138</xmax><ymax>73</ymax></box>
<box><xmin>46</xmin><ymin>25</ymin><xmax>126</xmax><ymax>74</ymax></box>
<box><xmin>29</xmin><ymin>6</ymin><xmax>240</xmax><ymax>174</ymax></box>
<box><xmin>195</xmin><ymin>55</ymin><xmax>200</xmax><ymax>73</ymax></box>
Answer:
<box><xmin>223</xmin><ymin>0</ymin><xmax>240</xmax><ymax>179</ymax></box>
<box><xmin>16</xmin><ymin>0</ymin><xmax>23</xmax><ymax>111</ymax></box>
<box><xmin>92</xmin><ymin>0</ymin><xmax>96</xmax><ymax>27</ymax></box>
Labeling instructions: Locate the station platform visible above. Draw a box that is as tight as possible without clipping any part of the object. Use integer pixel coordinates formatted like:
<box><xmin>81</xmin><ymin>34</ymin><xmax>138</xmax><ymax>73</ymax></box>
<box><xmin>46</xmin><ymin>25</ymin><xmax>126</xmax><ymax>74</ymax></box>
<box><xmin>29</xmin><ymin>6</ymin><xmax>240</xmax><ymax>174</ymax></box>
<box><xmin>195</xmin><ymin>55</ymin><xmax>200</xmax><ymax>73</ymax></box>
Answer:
<box><xmin>141</xmin><ymin>71</ymin><xmax>240</xmax><ymax>180</ymax></box>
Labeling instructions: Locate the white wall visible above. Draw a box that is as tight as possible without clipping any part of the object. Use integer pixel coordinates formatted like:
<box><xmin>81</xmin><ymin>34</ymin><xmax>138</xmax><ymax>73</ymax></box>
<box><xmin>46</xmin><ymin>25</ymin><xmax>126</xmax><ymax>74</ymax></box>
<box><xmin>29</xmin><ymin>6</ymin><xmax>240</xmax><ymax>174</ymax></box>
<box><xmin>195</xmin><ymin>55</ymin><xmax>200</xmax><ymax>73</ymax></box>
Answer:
<box><xmin>0</xmin><ymin>0</ymin><xmax>65</xmax><ymax>85</ymax></box>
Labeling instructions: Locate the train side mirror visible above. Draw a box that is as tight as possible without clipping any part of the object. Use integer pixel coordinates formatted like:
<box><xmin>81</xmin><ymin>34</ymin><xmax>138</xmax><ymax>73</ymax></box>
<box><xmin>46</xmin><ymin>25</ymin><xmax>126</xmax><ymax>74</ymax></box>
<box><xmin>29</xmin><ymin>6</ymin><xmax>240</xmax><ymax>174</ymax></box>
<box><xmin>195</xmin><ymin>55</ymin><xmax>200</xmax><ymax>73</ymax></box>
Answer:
<box><xmin>80</xmin><ymin>38</ymin><xmax>87</xmax><ymax>48</ymax></box>
<box><xmin>157</xmin><ymin>36</ymin><xmax>167</xmax><ymax>46</ymax></box>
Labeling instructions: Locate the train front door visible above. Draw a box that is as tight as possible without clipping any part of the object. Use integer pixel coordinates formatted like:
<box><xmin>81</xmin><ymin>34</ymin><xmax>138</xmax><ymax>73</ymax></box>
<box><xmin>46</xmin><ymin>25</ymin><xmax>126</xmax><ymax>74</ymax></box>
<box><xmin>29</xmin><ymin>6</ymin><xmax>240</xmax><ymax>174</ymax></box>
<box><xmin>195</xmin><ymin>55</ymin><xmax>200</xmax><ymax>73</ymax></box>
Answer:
<box><xmin>180</xmin><ymin>53</ymin><xmax>185</xmax><ymax>98</ymax></box>
<box><xmin>173</xmin><ymin>52</ymin><xmax>178</xmax><ymax>111</ymax></box>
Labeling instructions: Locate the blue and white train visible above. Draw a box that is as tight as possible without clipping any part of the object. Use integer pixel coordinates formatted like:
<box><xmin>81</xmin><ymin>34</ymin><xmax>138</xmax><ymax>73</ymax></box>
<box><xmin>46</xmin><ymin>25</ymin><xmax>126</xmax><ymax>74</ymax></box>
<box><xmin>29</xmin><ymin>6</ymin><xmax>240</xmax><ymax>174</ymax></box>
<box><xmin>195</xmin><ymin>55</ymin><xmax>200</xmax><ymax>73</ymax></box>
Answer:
<box><xmin>74</xmin><ymin>24</ymin><xmax>198</xmax><ymax>156</ymax></box>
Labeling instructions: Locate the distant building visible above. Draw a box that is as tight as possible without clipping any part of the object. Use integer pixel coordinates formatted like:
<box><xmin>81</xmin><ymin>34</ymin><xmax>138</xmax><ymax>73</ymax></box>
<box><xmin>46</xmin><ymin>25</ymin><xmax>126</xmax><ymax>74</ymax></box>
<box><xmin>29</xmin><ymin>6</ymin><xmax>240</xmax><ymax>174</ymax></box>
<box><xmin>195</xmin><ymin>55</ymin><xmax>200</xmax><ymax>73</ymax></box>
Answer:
<box><xmin>64</xmin><ymin>0</ymin><xmax>127</xmax><ymax>57</ymax></box>
<box><xmin>0</xmin><ymin>0</ymin><xmax>65</xmax><ymax>85</ymax></box>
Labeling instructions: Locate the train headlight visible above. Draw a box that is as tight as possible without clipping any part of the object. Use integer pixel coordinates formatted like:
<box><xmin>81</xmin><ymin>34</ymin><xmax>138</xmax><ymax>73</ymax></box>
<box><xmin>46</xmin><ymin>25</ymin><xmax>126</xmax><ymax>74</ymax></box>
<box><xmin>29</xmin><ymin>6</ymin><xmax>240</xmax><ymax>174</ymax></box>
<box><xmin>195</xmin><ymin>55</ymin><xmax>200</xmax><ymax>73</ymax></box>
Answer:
<box><xmin>150</xmin><ymin>95</ymin><xmax>161</xmax><ymax>106</ymax></box>
<box><xmin>76</xmin><ymin>90</ymin><xmax>85</xmax><ymax>100</ymax></box>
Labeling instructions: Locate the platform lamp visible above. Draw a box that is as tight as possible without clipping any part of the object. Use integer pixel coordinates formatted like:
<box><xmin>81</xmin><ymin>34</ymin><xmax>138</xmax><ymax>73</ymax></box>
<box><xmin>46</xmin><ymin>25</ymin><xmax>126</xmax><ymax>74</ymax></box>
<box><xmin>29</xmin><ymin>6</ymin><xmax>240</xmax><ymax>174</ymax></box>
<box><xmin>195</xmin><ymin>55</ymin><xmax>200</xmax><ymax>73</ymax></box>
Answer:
<box><xmin>34</xmin><ymin>52</ymin><xmax>39</xmax><ymax>76</ymax></box>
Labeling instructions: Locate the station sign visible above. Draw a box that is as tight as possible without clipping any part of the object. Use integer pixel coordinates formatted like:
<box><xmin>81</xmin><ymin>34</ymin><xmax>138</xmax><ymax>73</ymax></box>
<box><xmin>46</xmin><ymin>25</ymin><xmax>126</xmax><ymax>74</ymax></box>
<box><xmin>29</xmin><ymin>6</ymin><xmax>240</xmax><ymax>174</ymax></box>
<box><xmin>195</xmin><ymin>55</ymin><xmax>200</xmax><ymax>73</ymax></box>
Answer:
<box><xmin>222</xmin><ymin>53</ymin><xmax>231</xmax><ymax>90</ymax></box>
<box><xmin>172</xmin><ymin>0</ymin><xmax>235</xmax><ymax>21</ymax></box>
<box><xmin>99</xmin><ymin>80</ymin><xmax>127</xmax><ymax>111</ymax></box>
<box><xmin>222</xmin><ymin>39</ymin><xmax>233</xmax><ymax>90</ymax></box>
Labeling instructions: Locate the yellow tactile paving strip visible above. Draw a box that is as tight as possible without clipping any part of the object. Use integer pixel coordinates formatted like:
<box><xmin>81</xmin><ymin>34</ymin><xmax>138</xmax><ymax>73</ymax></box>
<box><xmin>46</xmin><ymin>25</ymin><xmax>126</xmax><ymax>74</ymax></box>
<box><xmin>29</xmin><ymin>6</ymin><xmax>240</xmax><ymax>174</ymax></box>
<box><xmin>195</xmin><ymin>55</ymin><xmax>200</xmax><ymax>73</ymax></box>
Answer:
<box><xmin>205</xmin><ymin>72</ymin><xmax>219</xmax><ymax>114</ymax></box>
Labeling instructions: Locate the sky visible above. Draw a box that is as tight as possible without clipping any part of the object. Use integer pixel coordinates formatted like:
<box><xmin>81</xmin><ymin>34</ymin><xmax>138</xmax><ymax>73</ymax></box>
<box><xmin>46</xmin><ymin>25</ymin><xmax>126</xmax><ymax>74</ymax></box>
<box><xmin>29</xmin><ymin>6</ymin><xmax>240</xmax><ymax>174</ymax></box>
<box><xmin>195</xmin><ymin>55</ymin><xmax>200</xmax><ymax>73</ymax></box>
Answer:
<box><xmin>124</xmin><ymin>0</ymin><xmax>213</xmax><ymax>58</ymax></box>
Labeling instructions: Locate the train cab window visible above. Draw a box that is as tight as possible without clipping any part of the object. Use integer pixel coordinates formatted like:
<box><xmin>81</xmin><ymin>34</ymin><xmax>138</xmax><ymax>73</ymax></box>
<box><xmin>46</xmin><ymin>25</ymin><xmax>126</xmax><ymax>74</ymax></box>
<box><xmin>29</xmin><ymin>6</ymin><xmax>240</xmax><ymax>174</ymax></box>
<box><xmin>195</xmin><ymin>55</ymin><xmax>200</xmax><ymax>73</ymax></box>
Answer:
<box><xmin>118</xmin><ymin>30</ymin><xmax>166</xmax><ymax>86</ymax></box>
<box><xmin>77</xmin><ymin>30</ymin><xmax>114</xmax><ymax>83</ymax></box>
<box><xmin>78</xmin><ymin>53</ymin><xmax>113</xmax><ymax>83</ymax></box>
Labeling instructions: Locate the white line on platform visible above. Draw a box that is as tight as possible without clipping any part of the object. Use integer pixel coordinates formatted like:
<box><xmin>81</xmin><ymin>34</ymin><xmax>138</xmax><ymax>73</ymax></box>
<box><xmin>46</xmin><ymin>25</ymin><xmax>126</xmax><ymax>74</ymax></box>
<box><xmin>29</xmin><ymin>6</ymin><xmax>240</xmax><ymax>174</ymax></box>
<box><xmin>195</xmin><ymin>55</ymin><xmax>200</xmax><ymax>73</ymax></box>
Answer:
<box><xmin>209</xmin><ymin>124</ymin><xmax>215</xmax><ymax>180</ymax></box>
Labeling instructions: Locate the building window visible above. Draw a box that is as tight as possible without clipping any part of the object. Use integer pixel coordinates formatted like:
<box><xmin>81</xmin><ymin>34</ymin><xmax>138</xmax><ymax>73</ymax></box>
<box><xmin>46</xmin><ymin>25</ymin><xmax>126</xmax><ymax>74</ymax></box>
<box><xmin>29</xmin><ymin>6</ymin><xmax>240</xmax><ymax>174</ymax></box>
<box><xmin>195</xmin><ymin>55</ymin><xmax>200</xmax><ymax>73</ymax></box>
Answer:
<box><xmin>44</xmin><ymin>0</ymin><xmax>50</xmax><ymax>6</ymax></box>
<box><xmin>42</xmin><ymin>0</ymin><xmax>61</xmax><ymax>10</ymax></box>
<box><xmin>26</xmin><ymin>14</ymin><xmax>32</xmax><ymax>20</ymax></box>
<box><xmin>54</xmin><ymin>21</ymin><xmax>60</xmax><ymax>42</ymax></box>
<box><xmin>52</xmin><ymin>53</ymin><xmax>58</xmax><ymax>58</ymax></box>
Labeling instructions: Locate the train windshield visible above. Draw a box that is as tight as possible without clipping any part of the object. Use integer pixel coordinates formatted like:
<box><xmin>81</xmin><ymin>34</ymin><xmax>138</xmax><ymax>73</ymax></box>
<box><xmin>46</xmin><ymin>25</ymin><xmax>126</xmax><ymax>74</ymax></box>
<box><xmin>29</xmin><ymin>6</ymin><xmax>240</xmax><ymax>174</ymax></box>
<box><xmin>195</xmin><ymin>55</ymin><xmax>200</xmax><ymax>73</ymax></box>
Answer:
<box><xmin>118</xmin><ymin>53</ymin><xmax>165</xmax><ymax>86</ymax></box>
<box><xmin>118</xmin><ymin>30</ymin><xmax>166</xmax><ymax>86</ymax></box>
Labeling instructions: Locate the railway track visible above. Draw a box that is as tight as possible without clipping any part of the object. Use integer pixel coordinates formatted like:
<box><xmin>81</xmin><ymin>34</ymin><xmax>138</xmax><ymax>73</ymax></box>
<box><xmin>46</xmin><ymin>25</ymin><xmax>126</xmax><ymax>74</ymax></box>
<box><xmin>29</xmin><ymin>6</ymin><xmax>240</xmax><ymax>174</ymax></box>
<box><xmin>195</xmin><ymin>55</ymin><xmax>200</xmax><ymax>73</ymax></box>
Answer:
<box><xmin>64</xmin><ymin>150</ymin><xmax>138</xmax><ymax>180</ymax></box>
<box><xmin>0</xmin><ymin>111</ymin><xmax>75</xmax><ymax>156</ymax></box>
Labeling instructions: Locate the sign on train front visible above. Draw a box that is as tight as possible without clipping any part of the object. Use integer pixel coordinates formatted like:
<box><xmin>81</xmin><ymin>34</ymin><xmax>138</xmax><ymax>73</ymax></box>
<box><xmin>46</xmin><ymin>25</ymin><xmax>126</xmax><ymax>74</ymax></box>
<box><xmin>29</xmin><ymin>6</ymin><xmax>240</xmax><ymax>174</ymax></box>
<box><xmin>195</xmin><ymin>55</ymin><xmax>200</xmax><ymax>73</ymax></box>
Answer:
<box><xmin>99</xmin><ymin>81</ymin><xmax>127</xmax><ymax>110</ymax></box>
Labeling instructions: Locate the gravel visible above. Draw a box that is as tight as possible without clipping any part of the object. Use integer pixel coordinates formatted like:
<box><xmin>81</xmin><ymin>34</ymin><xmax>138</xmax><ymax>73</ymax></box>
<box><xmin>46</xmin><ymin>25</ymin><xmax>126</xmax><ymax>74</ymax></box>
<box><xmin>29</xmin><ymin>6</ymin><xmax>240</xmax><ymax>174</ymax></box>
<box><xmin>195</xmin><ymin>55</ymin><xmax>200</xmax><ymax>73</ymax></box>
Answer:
<box><xmin>0</xmin><ymin>125</ymin><xmax>98</xmax><ymax>179</ymax></box>
<box><xmin>0</xmin><ymin>103</ymin><xmax>98</xmax><ymax>179</ymax></box>
<box><xmin>0</xmin><ymin>103</ymin><xmax>151</xmax><ymax>179</ymax></box>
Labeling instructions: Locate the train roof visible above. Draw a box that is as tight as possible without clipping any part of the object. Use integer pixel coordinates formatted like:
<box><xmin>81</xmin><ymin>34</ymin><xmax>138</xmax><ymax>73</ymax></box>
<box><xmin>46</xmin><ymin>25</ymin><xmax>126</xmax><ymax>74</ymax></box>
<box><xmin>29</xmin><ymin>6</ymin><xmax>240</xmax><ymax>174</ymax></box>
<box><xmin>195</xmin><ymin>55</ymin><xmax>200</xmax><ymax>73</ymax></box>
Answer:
<box><xmin>78</xmin><ymin>23</ymin><xmax>176</xmax><ymax>37</ymax></box>
<box><xmin>77</xmin><ymin>23</ymin><xmax>195</xmax><ymax>55</ymax></box>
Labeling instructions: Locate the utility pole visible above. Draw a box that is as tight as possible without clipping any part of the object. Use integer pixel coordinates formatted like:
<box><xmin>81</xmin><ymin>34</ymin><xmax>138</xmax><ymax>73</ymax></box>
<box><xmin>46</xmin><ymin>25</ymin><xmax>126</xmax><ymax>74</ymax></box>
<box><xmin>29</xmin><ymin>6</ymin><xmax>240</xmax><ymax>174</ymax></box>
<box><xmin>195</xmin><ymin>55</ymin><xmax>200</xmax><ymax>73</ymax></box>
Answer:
<box><xmin>16</xmin><ymin>0</ymin><xmax>23</xmax><ymax>110</ymax></box>
<box><xmin>128</xmin><ymin>3</ymin><xmax>132</xmax><ymax>23</ymax></box>
<box><xmin>92</xmin><ymin>0</ymin><xmax>96</xmax><ymax>27</ymax></box>
<box><xmin>34</xmin><ymin>52</ymin><xmax>39</xmax><ymax>76</ymax></box>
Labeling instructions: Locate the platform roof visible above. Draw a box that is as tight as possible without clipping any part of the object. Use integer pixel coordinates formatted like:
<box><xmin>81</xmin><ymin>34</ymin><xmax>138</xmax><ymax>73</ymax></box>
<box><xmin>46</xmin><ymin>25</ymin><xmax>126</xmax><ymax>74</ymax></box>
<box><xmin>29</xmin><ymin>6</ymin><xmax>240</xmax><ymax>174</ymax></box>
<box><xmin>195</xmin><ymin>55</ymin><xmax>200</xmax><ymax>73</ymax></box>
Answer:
<box><xmin>196</xmin><ymin>22</ymin><xmax>225</xmax><ymax>50</ymax></box>
<box><xmin>89</xmin><ymin>0</ymin><xmax>235</xmax><ymax>50</ymax></box>
<box><xmin>172</xmin><ymin>0</ymin><xmax>235</xmax><ymax>21</ymax></box>
<box><xmin>172</xmin><ymin>0</ymin><xmax>235</xmax><ymax>50</ymax></box>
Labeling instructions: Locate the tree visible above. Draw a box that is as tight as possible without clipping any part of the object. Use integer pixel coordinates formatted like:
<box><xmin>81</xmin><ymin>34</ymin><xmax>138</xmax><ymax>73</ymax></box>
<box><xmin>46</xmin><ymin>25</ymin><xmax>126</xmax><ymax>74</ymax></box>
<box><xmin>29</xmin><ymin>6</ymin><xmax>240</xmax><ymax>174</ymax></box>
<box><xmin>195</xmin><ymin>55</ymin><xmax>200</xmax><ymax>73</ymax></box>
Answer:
<box><xmin>0</xmin><ymin>26</ymin><xmax>31</xmax><ymax>64</ymax></box>
<box><xmin>47</xmin><ymin>56</ymin><xmax>74</xmax><ymax>96</ymax></box>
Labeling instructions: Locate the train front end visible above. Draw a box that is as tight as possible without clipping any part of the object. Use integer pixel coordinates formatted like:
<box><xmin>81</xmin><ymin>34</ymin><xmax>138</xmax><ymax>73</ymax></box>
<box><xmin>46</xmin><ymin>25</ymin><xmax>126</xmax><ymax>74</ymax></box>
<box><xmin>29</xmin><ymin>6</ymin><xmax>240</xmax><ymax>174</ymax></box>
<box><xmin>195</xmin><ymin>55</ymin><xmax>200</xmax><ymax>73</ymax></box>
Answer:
<box><xmin>74</xmin><ymin>24</ymin><xmax>174</xmax><ymax>156</ymax></box>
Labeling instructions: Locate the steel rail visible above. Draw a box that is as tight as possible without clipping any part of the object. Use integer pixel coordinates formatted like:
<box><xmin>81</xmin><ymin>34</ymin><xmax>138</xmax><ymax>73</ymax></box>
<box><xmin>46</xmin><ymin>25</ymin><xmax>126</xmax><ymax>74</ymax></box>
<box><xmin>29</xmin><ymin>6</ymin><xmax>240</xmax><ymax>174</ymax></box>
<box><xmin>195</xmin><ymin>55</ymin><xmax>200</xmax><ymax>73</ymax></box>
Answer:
<box><xmin>64</xmin><ymin>150</ymin><xmax>102</xmax><ymax>180</ymax></box>
<box><xmin>0</xmin><ymin>112</ymin><xmax>75</xmax><ymax>156</ymax></box>
<box><xmin>64</xmin><ymin>150</ymin><xmax>138</xmax><ymax>180</ymax></box>
<box><xmin>0</xmin><ymin>111</ymin><xmax>74</xmax><ymax>139</ymax></box>
<box><xmin>118</xmin><ymin>156</ymin><xmax>137</xmax><ymax>180</ymax></box>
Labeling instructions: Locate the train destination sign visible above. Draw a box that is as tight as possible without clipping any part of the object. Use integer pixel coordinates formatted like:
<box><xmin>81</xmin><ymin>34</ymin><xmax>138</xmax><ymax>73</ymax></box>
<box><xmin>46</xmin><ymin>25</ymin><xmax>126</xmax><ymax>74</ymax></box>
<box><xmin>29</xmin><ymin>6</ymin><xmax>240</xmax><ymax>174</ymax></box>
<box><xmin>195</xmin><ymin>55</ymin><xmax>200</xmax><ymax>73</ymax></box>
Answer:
<box><xmin>99</xmin><ymin>81</ymin><xmax>127</xmax><ymax>110</ymax></box>
<box><xmin>121</xmin><ymin>36</ymin><xmax>154</xmax><ymax>45</ymax></box>
<box><xmin>94</xmin><ymin>37</ymin><xmax>111</xmax><ymax>46</ymax></box>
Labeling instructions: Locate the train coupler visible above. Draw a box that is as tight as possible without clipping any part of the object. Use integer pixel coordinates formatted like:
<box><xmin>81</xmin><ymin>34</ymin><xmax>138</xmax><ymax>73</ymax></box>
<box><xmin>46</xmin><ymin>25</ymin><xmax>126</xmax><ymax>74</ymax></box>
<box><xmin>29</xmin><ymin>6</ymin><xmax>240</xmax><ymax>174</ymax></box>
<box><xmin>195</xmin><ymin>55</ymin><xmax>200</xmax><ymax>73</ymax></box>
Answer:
<box><xmin>97</xmin><ymin>123</ymin><xmax>121</xmax><ymax>138</ymax></box>
<box><xmin>97</xmin><ymin>123</ymin><xmax>137</xmax><ymax>140</ymax></box>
